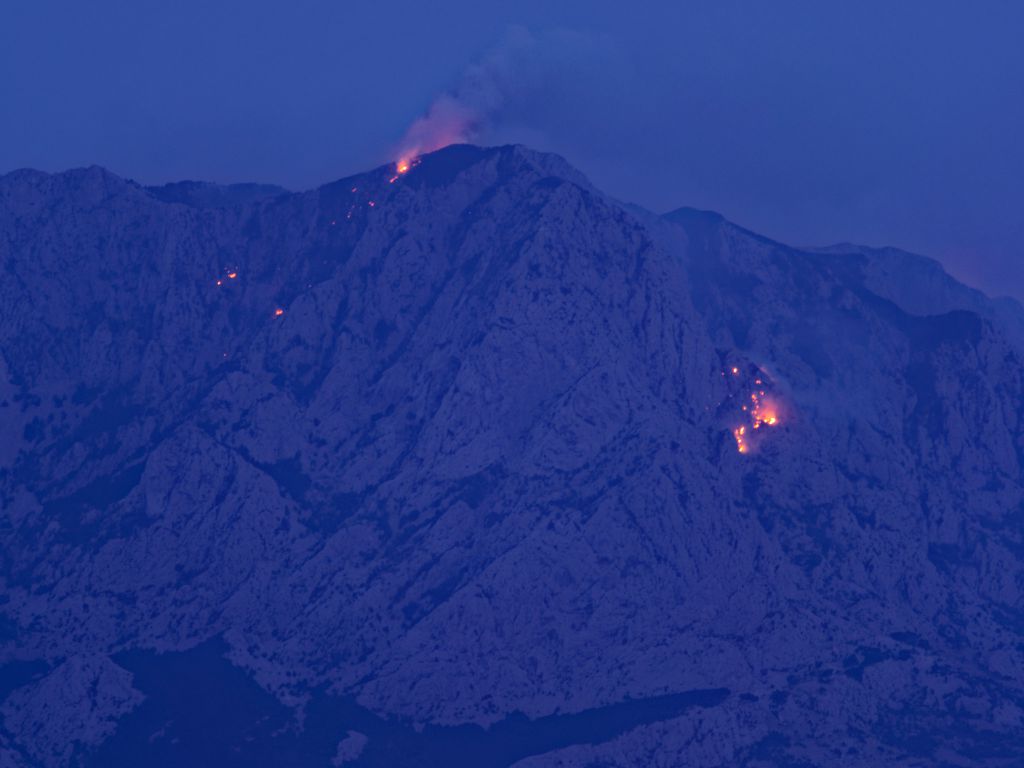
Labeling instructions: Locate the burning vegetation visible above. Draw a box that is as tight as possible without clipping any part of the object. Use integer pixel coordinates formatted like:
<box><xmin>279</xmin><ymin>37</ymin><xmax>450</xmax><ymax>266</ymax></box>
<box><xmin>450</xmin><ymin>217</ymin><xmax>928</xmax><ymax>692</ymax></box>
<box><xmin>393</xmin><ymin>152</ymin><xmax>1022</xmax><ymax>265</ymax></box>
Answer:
<box><xmin>208</xmin><ymin>156</ymin><xmax>425</xmax><ymax>325</ymax></box>
<box><xmin>211</xmin><ymin>265</ymin><xmax>288</xmax><ymax>321</ymax></box>
<box><xmin>389</xmin><ymin>156</ymin><xmax>418</xmax><ymax>183</ymax></box>
<box><xmin>722</xmin><ymin>365</ymin><xmax>782</xmax><ymax>454</ymax></box>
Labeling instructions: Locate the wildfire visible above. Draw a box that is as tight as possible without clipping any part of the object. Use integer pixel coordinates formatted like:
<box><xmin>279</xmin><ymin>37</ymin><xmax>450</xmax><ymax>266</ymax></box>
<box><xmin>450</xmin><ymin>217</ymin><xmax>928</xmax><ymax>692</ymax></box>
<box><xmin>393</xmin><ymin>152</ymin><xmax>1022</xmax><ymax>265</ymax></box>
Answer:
<box><xmin>390</xmin><ymin>157</ymin><xmax>417</xmax><ymax>183</ymax></box>
<box><xmin>215</xmin><ymin>268</ymin><xmax>239</xmax><ymax>287</ymax></box>
<box><xmin>733</xmin><ymin>426</ymin><xmax>749</xmax><ymax>454</ymax></box>
<box><xmin>725</xmin><ymin>367</ymin><xmax>782</xmax><ymax>454</ymax></box>
<box><xmin>748</xmin><ymin>390</ymin><xmax>780</xmax><ymax>431</ymax></box>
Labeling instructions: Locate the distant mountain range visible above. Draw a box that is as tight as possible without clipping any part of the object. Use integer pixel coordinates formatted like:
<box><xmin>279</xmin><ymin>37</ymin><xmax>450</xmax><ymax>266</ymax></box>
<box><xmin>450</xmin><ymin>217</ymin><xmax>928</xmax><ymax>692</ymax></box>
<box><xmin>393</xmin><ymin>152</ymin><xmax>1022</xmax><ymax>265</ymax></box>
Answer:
<box><xmin>2</xmin><ymin>144</ymin><xmax>1023</xmax><ymax>767</ymax></box>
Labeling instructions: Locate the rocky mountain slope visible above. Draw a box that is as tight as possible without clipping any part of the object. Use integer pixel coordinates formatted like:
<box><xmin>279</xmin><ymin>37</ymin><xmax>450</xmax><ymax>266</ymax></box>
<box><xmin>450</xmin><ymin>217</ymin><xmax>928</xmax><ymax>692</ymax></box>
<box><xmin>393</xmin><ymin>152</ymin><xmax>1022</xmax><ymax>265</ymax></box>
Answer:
<box><xmin>1</xmin><ymin>145</ymin><xmax>1022</xmax><ymax>766</ymax></box>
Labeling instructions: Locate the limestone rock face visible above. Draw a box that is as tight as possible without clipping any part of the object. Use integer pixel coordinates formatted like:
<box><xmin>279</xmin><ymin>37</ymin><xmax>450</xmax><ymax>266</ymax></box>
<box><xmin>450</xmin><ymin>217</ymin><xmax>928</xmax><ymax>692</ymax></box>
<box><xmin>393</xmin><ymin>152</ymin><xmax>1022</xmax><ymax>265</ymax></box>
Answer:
<box><xmin>1</xmin><ymin>145</ymin><xmax>1023</xmax><ymax>766</ymax></box>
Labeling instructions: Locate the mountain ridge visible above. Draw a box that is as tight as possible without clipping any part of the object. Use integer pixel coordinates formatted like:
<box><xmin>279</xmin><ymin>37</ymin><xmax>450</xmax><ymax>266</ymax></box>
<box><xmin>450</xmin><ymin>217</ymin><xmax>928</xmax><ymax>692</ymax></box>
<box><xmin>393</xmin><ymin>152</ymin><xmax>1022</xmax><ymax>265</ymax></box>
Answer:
<box><xmin>2</xmin><ymin>143</ymin><xmax>1023</xmax><ymax>767</ymax></box>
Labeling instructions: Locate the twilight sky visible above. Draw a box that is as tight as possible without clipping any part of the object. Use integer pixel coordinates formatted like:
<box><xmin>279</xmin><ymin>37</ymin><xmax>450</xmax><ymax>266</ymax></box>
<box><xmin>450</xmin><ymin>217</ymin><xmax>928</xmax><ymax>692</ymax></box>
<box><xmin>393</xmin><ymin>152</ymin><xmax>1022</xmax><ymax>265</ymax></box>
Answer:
<box><xmin>2</xmin><ymin>0</ymin><xmax>1022</xmax><ymax>299</ymax></box>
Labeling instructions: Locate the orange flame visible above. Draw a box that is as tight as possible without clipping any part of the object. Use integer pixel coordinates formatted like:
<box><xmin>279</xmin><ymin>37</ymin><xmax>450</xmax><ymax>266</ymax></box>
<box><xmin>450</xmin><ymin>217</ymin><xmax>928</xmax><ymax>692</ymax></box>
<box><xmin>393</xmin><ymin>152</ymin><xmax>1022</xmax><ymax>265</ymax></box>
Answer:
<box><xmin>732</xmin><ymin>383</ymin><xmax>782</xmax><ymax>454</ymax></box>
<box><xmin>733</xmin><ymin>427</ymin><xmax>749</xmax><ymax>454</ymax></box>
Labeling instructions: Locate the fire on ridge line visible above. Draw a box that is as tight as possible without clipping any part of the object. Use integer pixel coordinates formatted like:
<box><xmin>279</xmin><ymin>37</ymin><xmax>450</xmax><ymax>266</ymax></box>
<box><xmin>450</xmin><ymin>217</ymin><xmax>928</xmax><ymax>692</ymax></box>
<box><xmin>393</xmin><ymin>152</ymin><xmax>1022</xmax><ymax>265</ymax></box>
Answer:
<box><xmin>389</xmin><ymin>157</ymin><xmax>416</xmax><ymax>184</ymax></box>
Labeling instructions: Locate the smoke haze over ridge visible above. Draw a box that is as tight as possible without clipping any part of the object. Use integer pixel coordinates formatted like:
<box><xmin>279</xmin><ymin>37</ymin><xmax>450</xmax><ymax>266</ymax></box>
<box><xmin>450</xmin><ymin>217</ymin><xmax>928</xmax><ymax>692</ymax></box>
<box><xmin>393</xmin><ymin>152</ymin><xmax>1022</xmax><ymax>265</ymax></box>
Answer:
<box><xmin>2</xmin><ymin>1</ymin><xmax>1022</xmax><ymax>300</ymax></box>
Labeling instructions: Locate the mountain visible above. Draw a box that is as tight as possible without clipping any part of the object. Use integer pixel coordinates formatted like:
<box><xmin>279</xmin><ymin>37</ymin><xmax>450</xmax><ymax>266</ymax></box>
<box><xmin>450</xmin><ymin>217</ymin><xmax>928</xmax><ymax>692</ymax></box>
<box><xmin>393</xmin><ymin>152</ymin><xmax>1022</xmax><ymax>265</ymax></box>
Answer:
<box><xmin>1</xmin><ymin>145</ymin><xmax>1022</xmax><ymax>767</ymax></box>
<box><xmin>145</xmin><ymin>180</ymin><xmax>290</xmax><ymax>209</ymax></box>
<box><xmin>807</xmin><ymin>241</ymin><xmax>1024</xmax><ymax>351</ymax></box>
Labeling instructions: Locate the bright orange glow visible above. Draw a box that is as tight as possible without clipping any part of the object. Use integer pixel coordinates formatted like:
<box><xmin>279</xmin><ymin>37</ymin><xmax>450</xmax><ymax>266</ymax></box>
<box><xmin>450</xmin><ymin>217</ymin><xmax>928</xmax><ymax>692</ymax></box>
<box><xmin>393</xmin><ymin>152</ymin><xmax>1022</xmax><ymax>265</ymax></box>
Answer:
<box><xmin>274</xmin><ymin>308</ymin><xmax>284</xmax><ymax>317</ymax></box>
<box><xmin>397</xmin><ymin>159</ymin><xmax>411</xmax><ymax>174</ymax></box>
<box><xmin>733</xmin><ymin>426</ymin><xmax>749</xmax><ymax>454</ymax></box>
<box><xmin>750</xmin><ymin>397</ymin><xmax>780</xmax><ymax>431</ymax></box>
<box><xmin>733</xmin><ymin>421</ymin><xmax>752</xmax><ymax>452</ymax></box>
<box><xmin>731</xmin><ymin>378</ymin><xmax>782</xmax><ymax>454</ymax></box>
<box><xmin>227</xmin><ymin>272</ymin><xmax>237</xmax><ymax>279</ymax></box>
<box><xmin>731</xmin><ymin>367</ymin><xmax>739</xmax><ymax>375</ymax></box>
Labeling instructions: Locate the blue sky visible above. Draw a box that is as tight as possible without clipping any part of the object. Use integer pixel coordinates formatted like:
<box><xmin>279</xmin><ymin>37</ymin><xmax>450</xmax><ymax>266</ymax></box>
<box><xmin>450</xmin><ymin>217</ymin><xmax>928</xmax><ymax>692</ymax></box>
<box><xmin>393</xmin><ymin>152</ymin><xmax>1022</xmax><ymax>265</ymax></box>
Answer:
<box><xmin>2</xmin><ymin>0</ymin><xmax>1022</xmax><ymax>298</ymax></box>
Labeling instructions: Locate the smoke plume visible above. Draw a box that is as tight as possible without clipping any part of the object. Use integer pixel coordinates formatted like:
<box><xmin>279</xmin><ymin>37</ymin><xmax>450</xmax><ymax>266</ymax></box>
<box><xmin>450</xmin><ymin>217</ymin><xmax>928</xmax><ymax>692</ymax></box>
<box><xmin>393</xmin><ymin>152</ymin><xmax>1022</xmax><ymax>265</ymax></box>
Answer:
<box><xmin>394</xmin><ymin>27</ymin><xmax>612</xmax><ymax>161</ymax></box>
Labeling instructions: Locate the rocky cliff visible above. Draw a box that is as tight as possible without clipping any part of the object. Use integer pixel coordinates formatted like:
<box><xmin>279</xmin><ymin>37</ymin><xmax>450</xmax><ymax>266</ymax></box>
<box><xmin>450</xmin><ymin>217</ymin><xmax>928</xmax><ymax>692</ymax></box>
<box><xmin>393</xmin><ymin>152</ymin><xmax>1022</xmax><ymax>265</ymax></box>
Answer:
<box><xmin>1</xmin><ymin>145</ymin><xmax>1022</xmax><ymax>766</ymax></box>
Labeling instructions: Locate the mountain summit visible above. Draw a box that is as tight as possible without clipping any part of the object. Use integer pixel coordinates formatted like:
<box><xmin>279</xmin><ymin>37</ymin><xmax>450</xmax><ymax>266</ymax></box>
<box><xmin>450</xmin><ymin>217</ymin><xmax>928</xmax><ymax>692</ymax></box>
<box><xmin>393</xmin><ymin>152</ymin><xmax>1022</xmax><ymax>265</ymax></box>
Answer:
<box><xmin>2</xmin><ymin>145</ymin><xmax>1023</xmax><ymax>767</ymax></box>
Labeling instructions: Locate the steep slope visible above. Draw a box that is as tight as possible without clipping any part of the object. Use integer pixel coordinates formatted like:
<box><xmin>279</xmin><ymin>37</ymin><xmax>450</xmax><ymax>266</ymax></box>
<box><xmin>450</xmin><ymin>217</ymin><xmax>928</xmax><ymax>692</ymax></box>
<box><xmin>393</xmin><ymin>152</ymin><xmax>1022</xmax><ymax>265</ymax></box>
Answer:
<box><xmin>1</xmin><ymin>147</ymin><xmax>1023</xmax><ymax>767</ymax></box>
<box><xmin>810</xmin><ymin>241</ymin><xmax>1024</xmax><ymax>350</ymax></box>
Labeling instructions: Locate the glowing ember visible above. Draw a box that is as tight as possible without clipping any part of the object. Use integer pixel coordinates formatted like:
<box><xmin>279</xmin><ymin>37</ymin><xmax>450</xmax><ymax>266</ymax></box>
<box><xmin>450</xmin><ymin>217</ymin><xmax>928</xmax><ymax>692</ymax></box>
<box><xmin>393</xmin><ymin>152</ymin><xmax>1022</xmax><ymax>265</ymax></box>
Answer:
<box><xmin>227</xmin><ymin>272</ymin><xmax>238</xmax><ymax>280</ymax></box>
<box><xmin>216</xmin><ymin>279</ymin><xmax>222</xmax><ymax>286</ymax></box>
<box><xmin>733</xmin><ymin>427</ymin><xmax>749</xmax><ymax>454</ymax></box>
<box><xmin>274</xmin><ymin>308</ymin><xmax>284</xmax><ymax>317</ymax></box>
<box><xmin>748</xmin><ymin>390</ymin><xmax>780</xmax><ymax>431</ymax></box>
<box><xmin>728</xmin><ymin>372</ymin><xmax>782</xmax><ymax>454</ymax></box>
<box><xmin>731</xmin><ymin>367</ymin><xmax>739</xmax><ymax>375</ymax></box>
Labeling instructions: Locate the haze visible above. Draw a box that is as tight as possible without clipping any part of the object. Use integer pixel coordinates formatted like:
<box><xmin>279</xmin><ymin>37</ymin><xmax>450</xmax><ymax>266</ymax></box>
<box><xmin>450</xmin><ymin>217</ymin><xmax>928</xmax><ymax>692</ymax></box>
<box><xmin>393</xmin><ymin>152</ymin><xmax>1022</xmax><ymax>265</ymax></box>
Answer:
<box><xmin>2</xmin><ymin>0</ymin><xmax>1021</xmax><ymax>299</ymax></box>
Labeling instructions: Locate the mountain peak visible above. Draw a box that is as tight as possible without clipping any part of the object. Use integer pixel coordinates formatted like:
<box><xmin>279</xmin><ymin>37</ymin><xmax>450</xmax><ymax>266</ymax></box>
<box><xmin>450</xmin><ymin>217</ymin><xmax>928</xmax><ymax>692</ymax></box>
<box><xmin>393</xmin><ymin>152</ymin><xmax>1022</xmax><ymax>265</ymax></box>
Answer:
<box><xmin>349</xmin><ymin>143</ymin><xmax>594</xmax><ymax>195</ymax></box>
<box><xmin>3</xmin><ymin>146</ymin><xmax>1024</xmax><ymax>766</ymax></box>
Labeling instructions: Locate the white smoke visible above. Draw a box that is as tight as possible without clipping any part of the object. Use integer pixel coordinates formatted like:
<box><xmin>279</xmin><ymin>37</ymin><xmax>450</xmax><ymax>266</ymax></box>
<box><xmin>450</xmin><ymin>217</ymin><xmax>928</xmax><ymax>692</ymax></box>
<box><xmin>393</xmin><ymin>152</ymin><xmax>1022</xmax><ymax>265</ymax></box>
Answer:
<box><xmin>395</xmin><ymin>26</ymin><xmax>612</xmax><ymax>161</ymax></box>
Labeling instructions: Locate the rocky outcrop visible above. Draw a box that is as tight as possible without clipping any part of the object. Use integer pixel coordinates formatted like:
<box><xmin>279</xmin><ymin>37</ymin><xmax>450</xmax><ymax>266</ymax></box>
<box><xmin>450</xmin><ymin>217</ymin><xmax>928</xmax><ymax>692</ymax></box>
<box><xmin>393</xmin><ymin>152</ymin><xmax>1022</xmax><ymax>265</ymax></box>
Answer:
<box><xmin>1</xmin><ymin>145</ymin><xmax>1022</xmax><ymax>766</ymax></box>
